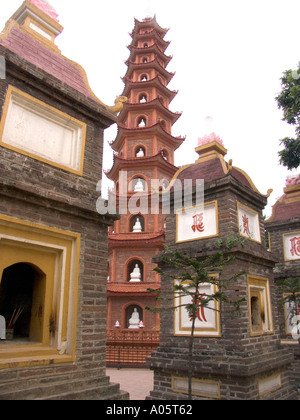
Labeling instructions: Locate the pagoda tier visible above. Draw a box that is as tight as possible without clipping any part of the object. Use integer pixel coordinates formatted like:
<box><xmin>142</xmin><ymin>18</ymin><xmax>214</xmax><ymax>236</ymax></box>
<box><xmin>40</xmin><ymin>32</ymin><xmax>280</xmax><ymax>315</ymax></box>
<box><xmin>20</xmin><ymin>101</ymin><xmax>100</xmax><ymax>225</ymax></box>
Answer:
<box><xmin>124</xmin><ymin>56</ymin><xmax>175</xmax><ymax>84</ymax></box>
<box><xmin>118</xmin><ymin>97</ymin><xmax>182</xmax><ymax>125</ymax></box>
<box><xmin>105</xmin><ymin>150</ymin><xmax>179</xmax><ymax>181</ymax></box>
<box><xmin>122</xmin><ymin>75</ymin><xmax>178</xmax><ymax>104</ymax></box>
<box><xmin>107</xmin><ymin>282</ymin><xmax>160</xmax><ymax>297</ymax></box>
<box><xmin>129</xmin><ymin>30</ymin><xmax>170</xmax><ymax>53</ymax></box>
<box><xmin>126</xmin><ymin>43</ymin><xmax>173</xmax><ymax>67</ymax></box>
<box><xmin>109</xmin><ymin>122</ymin><xmax>185</xmax><ymax>154</ymax></box>
<box><xmin>108</xmin><ymin>230</ymin><xmax>165</xmax><ymax>247</ymax></box>
<box><xmin>130</xmin><ymin>16</ymin><xmax>169</xmax><ymax>41</ymax></box>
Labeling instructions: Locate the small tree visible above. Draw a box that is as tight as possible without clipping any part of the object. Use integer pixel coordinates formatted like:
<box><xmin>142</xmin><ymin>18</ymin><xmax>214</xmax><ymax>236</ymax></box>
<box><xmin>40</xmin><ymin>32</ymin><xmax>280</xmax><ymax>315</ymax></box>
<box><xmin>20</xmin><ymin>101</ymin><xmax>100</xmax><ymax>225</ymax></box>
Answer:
<box><xmin>147</xmin><ymin>237</ymin><xmax>246</xmax><ymax>400</ymax></box>
<box><xmin>275</xmin><ymin>66</ymin><xmax>300</xmax><ymax>170</ymax></box>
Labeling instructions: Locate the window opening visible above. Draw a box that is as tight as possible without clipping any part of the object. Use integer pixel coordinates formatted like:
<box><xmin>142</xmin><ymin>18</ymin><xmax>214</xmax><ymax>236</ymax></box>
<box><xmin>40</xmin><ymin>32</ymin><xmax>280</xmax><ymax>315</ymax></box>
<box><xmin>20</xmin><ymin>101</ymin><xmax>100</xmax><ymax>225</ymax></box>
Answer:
<box><xmin>0</xmin><ymin>263</ymin><xmax>44</xmax><ymax>343</ymax></box>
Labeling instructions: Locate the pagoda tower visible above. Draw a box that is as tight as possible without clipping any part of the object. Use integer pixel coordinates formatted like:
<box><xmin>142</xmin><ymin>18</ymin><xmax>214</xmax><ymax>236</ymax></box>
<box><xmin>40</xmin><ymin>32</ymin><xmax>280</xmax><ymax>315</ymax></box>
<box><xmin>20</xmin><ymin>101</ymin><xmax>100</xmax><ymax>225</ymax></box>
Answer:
<box><xmin>105</xmin><ymin>15</ymin><xmax>184</xmax><ymax>365</ymax></box>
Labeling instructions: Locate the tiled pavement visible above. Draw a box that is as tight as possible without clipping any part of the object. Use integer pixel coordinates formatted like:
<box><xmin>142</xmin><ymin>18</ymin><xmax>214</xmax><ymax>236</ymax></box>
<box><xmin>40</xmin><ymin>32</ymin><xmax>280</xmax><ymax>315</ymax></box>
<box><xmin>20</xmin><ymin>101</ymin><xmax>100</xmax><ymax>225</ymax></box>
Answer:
<box><xmin>106</xmin><ymin>368</ymin><xmax>300</xmax><ymax>400</ymax></box>
<box><xmin>106</xmin><ymin>368</ymin><xmax>153</xmax><ymax>400</ymax></box>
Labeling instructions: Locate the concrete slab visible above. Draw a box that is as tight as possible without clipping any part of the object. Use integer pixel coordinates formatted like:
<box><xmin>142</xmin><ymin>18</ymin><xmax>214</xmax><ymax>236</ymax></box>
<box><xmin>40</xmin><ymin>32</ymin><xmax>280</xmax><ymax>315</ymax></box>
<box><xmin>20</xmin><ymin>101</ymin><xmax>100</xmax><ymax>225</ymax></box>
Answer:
<box><xmin>106</xmin><ymin>368</ymin><xmax>153</xmax><ymax>400</ymax></box>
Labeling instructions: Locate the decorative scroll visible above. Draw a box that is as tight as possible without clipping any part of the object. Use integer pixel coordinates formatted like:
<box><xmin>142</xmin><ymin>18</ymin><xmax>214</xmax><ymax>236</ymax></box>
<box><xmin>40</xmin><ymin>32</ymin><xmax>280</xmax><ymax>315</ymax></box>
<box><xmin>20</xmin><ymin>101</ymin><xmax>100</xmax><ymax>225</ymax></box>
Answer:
<box><xmin>283</xmin><ymin>231</ymin><xmax>300</xmax><ymax>261</ymax></box>
<box><xmin>176</xmin><ymin>201</ymin><xmax>218</xmax><ymax>243</ymax></box>
<box><xmin>174</xmin><ymin>281</ymin><xmax>221</xmax><ymax>337</ymax></box>
<box><xmin>237</xmin><ymin>202</ymin><xmax>261</xmax><ymax>243</ymax></box>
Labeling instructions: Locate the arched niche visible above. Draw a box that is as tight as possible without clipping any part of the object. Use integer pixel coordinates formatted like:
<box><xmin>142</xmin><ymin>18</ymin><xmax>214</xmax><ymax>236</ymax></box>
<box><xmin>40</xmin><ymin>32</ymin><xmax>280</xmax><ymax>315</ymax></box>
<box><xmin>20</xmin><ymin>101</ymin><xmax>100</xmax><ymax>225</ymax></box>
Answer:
<box><xmin>125</xmin><ymin>304</ymin><xmax>143</xmax><ymax>329</ymax></box>
<box><xmin>130</xmin><ymin>214</ymin><xmax>145</xmax><ymax>232</ymax></box>
<box><xmin>127</xmin><ymin>259</ymin><xmax>144</xmax><ymax>282</ymax></box>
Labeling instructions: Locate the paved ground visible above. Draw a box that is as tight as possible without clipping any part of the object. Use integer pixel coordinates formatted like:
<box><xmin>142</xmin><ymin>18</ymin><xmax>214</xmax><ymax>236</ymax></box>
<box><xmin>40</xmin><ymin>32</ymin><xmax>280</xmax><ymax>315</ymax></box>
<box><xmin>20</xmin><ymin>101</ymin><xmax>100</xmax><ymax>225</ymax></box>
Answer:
<box><xmin>106</xmin><ymin>368</ymin><xmax>154</xmax><ymax>400</ymax></box>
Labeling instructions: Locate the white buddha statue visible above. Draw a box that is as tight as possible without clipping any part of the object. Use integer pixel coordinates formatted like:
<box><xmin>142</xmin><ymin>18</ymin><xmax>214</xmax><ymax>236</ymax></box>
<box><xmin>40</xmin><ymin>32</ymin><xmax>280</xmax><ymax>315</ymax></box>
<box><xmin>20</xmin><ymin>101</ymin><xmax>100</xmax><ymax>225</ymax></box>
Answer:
<box><xmin>134</xmin><ymin>178</ymin><xmax>144</xmax><ymax>192</ymax></box>
<box><xmin>138</xmin><ymin>118</ymin><xmax>146</xmax><ymax>127</ymax></box>
<box><xmin>128</xmin><ymin>308</ymin><xmax>140</xmax><ymax>329</ymax></box>
<box><xmin>136</xmin><ymin>148</ymin><xmax>145</xmax><ymax>157</ymax></box>
<box><xmin>129</xmin><ymin>264</ymin><xmax>142</xmax><ymax>282</ymax></box>
<box><xmin>132</xmin><ymin>217</ymin><xmax>142</xmax><ymax>232</ymax></box>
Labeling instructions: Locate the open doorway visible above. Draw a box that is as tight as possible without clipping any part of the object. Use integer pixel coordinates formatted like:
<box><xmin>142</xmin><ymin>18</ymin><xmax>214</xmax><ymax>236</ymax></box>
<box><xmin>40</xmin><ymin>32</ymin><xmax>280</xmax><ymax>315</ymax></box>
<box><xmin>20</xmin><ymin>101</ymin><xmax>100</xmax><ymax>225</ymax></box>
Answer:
<box><xmin>0</xmin><ymin>263</ymin><xmax>45</xmax><ymax>343</ymax></box>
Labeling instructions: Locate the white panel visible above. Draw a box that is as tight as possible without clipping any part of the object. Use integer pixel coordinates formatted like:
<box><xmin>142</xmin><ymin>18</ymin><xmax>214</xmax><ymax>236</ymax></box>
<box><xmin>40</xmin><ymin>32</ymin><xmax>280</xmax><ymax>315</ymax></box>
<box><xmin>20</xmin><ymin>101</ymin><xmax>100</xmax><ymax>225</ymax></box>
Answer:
<box><xmin>174</xmin><ymin>281</ymin><xmax>221</xmax><ymax>337</ymax></box>
<box><xmin>283</xmin><ymin>232</ymin><xmax>300</xmax><ymax>261</ymax></box>
<box><xmin>237</xmin><ymin>203</ymin><xmax>261</xmax><ymax>243</ymax></box>
<box><xmin>258</xmin><ymin>374</ymin><xmax>281</xmax><ymax>396</ymax></box>
<box><xmin>172</xmin><ymin>377</ymin><xmax>220</xmax><ymax>399</ymax></box>
<box><xmin>176</xmin><ymin>201</ymin><xmax>218</xmax><ymax>243</ymax></box>
<box><xmin>1</xmin><ymin>88</ymin><xmax>85</xmax><ymax>172</ymax></box>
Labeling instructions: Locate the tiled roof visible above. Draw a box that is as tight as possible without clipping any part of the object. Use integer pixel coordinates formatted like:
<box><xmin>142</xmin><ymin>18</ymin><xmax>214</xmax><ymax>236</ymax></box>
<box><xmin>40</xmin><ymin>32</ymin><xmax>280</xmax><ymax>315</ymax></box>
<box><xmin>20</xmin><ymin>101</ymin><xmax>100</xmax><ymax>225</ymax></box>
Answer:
<box><xmin>107</xmin><ymin>282</ymin><xmax>160</xmax><ymax>294</ymax></box>
<box><xmin>0</xmin><ymin>24</ymin><xmax>97</xmax><ymax>101</ymax></box>
<box><xmin>265</xmin><ymin>184</ymin><xmax>300</xmax><ymax>223</ymax></box>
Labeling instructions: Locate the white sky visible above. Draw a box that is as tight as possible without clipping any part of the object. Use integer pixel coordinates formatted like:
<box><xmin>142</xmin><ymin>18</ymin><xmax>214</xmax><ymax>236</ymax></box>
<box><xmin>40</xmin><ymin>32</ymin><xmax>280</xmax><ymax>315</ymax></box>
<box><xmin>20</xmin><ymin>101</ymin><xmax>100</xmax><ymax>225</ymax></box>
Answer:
<box><xmin>0</xmin><ymin>0</ymin><xmax>299</xmax><ymax>217</ymax></box>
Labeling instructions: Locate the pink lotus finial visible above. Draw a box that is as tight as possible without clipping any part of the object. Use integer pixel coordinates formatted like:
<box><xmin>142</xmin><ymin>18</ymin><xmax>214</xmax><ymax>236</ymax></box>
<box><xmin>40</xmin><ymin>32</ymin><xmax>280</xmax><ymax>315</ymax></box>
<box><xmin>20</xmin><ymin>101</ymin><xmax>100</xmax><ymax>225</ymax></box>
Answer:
<box><xmin>285</xmin><ymin>174</ymin><xmax>300</xmax><ymax>187</ymax></box>
<box><xmin>197</xmin><ymin>132</ymin><xmax>224</xmax><ymax>147</ymax></box>
<box><xmin>29</xmin><ymin>0</ymin><xmax>60</xmax><ymax>22</ymax></box>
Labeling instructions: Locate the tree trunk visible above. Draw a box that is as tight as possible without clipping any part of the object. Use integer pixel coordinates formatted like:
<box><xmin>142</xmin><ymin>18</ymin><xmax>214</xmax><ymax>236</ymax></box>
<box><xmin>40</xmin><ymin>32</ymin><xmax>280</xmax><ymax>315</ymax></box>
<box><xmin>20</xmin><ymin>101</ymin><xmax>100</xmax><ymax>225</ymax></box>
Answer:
<box><xmin>188</xmin><ymin>314</ymin><xmax>196</xmax><ymax>400</ymax></box>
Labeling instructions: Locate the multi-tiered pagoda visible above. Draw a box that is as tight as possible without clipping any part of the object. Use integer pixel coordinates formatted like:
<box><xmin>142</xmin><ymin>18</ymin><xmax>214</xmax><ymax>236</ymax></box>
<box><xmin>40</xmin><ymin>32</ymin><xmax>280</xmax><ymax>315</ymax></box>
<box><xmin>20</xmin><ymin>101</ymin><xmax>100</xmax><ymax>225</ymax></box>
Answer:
<box><xmin>105</xmin><ymin>15</ymin><xmax>184</xmax><ymax>366</ymax></box>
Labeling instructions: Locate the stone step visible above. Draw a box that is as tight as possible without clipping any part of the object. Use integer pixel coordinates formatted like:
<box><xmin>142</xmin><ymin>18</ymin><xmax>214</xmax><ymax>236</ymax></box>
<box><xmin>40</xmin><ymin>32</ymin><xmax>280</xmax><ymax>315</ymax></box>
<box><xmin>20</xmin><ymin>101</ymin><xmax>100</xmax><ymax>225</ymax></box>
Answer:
<box><xmin>36</xmin><ymin>382</ymin><xmax>129</xmax><ymax>401</ymax></box>
<box><xmin>0</xmin><ymin>367</ymin><xmax>110</xmax><ymax>395</ymax></box>
<box><xmin>0</xmin><ymin>374</ymin><xmax>128</xmax><ymax>400</ymax></box>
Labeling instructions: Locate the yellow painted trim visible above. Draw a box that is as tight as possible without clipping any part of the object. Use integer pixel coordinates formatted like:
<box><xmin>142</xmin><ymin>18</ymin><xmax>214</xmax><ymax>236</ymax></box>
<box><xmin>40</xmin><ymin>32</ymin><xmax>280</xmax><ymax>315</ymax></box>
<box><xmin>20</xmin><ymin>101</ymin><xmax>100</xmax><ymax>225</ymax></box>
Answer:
<box><xmin>280</xmin><ymin>339</ymin><xmax>299</xmax><ymax>345</ymax></box>
<box><xmin>283</xmin><ymin>183</ymin><xmax>300</xmax><ymax>194</ymax></box>
<box><xmin>232</xmin><ymin>165</ymin><xmax>272</xmax><ymax>198</ymax></box>
<box><xmin>0</xmin><ymin>214</ymin><xmax>80</xmax><ymax>369</ymax></box>
<box><xmin>23</xmin><ymin>19</ymin><xmax>59</xmax><ymax>52</ymax></box>
<box><xmin>195</xmin><ymin>140</ymin><xmax>227</xmax><ymax>157</ymax></box>
<box><xmin>24</xmin><ymin>16</ymin><xmax>55</xmax><ymax>41</ymax></box>
<box><xmin>11</xmin><ymin>0</ymin><xmax>64</xmax><ymax>34</ymax></box>
<box><xmin>247</xmin><ymin>275</ymin><xmax>273</xmax><ymax>337</ymax></box>
<box><xmin>267</xmin><ymin>231</ymin><xmax>271</xmax><ymax>251</ymax></box>
<box><xmin>0</xmin><ymin>85</ymin><xmax>87</xmax><ymax>175</ymax></box>
<box><xmin>282</xmin><ymin>230</ymin><xmax>300</xmax><ymax>262</ymax></box>
<box><xmin>176</xmin><ymin>201</ymin><xmax>219</xmax><ymax>244</ymax></box>
<box><xmin>171</xmin><ymin>376</ymin><xmax>221</xmax><ymax>399</ymax></box>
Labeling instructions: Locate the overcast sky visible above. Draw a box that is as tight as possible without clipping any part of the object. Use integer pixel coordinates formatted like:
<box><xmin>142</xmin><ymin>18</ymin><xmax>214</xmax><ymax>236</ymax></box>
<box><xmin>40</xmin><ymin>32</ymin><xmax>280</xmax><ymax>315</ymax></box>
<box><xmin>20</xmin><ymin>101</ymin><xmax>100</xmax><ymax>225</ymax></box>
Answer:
<box><xmin>1</xmin><ymin>0</ymin><xmax>299</xmax><ymax>216</ymax></box>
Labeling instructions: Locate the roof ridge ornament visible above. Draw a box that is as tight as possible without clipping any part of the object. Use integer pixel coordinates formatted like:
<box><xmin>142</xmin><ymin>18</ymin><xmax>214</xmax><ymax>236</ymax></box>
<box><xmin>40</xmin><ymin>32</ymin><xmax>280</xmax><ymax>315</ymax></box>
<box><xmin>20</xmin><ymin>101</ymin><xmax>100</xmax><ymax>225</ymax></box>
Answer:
<box><xmin>29</xmin><ymin>0</ymin><xmax>59</xmax><ymax>22</ymax></box>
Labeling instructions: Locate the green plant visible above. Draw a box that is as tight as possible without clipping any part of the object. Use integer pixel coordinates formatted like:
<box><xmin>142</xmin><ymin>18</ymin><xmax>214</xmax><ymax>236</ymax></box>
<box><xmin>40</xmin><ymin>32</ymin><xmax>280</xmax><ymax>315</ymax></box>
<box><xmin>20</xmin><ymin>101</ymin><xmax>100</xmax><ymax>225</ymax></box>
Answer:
<box><xmin>147</xmin><ymin>239</ymin><xmax>246</xmax><ymax>400</ymax></box>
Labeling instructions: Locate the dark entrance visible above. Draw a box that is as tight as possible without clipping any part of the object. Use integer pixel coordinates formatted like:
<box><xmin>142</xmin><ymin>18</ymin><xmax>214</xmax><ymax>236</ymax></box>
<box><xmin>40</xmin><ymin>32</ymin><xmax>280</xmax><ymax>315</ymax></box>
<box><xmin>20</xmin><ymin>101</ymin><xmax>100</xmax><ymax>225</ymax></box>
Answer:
<box><xmin>0</xmin><ymin>263</ymin><xmax>39</xmax><ymax>339</ymax></box>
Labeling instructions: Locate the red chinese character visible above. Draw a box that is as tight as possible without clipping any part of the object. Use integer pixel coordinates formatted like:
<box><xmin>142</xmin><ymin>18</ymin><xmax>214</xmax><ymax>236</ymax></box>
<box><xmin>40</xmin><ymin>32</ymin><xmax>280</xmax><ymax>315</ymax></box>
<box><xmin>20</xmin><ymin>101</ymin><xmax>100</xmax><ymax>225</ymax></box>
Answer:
<box><xmin>190</xmin><ymin>292</ymin><xmax>207</xmax><ymax>323</ymax></box>
<box><xmin>191</xmin><ymin>213</ymin><xmax>205</xmax><ymax>233</ymax></box>
<box><xmin>290</xmin><ymin>237</ymin><xmax>300</xmax><ymax>257</ymax></box>
<box><xmin>242</xmin><ymin>214</ymin><xmax>251</xmax><ymax>236</ymax></box>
